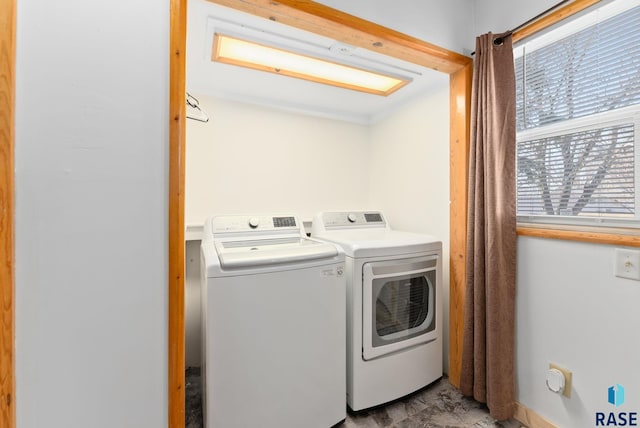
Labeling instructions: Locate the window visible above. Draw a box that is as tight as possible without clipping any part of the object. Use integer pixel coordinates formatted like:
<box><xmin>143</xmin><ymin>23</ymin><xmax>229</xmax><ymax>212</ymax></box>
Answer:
<box><xmin>515</xmin><ymin>0</ymin><xmax>640</xmax><ymax>227</ymax></box>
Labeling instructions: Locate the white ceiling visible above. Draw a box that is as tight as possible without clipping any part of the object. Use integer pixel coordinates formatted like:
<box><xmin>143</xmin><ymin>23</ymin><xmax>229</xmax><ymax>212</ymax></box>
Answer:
<box><xmin>186</xmin><ymin>0</ymin><xmax>450</xmax><ymax>125</ymax></box>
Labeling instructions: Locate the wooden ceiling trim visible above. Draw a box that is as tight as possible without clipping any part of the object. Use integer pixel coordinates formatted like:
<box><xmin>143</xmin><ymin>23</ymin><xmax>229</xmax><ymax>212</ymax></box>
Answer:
<box><xmin>206</xmin><ymin>0</ymin><xmax>471</xmax><ymax>74</ymax></box>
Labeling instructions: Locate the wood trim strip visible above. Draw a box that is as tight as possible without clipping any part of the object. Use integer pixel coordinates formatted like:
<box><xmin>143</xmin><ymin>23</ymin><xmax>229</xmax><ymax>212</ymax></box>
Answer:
<box><xmin>512</xmin><ymin>0</ymin><xmax>602</xmax><ymax>44</ymax></box>
<box><xmin>0</xmin><ymin>0</ymin><xmax>15</xmax><ymax>425</ymax></box>
<box><xmin>206</xmin><ymin>0</ymin><xmax>471</xmax><ymax>74</ymax></box>
<box><xmin>448</xmin><ymin>63</ymin><xmax>472</xmax><ymax>388</ymax></box>
<box><xmin>518</xmin><ymin>226</ymin><xmax>640</xmax><ymax>247</ymax></box>
<box><xmin>169</xmin><ymin>0</ymin><xmax>187</xmax><ymax>425</ymax></box>
<box><xmin>514</xmin><ymin>402</ymin><xmax>558</xmax><ymax>428</ymax></box>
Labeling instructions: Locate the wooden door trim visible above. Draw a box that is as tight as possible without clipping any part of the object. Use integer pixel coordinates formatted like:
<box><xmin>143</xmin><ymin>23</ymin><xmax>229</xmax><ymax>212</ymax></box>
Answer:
<box><xmin>168</xmin><ymin>2</ymin><xmax>472</xmax><ymax>426</ymax></box>
<box><xmin>448</xmin><ymin>63</ymin><xmax>472</xmax><ymax>387</ymax></box>
<box><xmin>169</xmin><ymin>0</ymin><xmax>188</xmax><ymax>425</ymax></box>
<box><xmin>0</xmin><ymin>0</ymin><xmax>16</xmax><ymax>425</ymax></box>
<box><xmin>206</xmin><ymin>0</ymin><xmax>470</xmax><ymax>74</ymax></box>
<box><xmin>166</xmin><ymin>0</ymin><xmax>610</xmax><ymax>424</ymax></box>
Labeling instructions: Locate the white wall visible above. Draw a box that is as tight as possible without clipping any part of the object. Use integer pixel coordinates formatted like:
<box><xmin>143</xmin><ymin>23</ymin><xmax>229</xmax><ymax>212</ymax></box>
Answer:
<box><xmin>184</xmin><ymin>96</ymin><xmax>370</xmax><ymax>366</ymax></box>
<box><xmin>316</xmin><ymin>0</ymin><xmax>475</xmax><ymax>55</ymax></box>
<box><xmin>475</xmin><ymin>1</ymin><xmax>640</xmax><ymax>425</ymax></box>
<box><xmin>473</xmin><ymin>0</ymin><xmax>558</xmax><ymax>39</ymax></box>
<box><xmin>184</xmin><ymin>86</ymin><xmax>452</xmax><ymax>368</ymax></box>
<box><xmin>15</xmin><ymin>1</ymin><xmax>168</xmax><ymax>427</ymax></box>
<box><xmin>369</xmin><ymin>85</ymin><xmax>450</xmax><ymax>372</ymax></box>
<box><xmin>517</xmin><ymin>238</ymin><xmax>640</xmax><ymax>427</ymax></box>
<box><xmin>185</xmin><ymin>96</ymin><xmax>370</xmax><ymax>227</ymax></box>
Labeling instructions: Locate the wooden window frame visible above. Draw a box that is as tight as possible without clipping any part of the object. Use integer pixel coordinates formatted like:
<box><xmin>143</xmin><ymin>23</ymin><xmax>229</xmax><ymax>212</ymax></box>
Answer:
<box><xmin>513</xmin><ymin>0</ymin><xmax>640</xmax><ymax>248</ymax></box>
<box><xmin>517</xmin><ymin>225</ymin><xmax>640</xmax><ymax>247</ymax></box>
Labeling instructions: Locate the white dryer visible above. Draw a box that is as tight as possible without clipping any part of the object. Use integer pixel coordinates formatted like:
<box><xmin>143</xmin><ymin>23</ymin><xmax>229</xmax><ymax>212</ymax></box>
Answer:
<box><xmin>312</xmin><ymin>211</ymin><xmax>442</xmax><ymax>411</ymax></box>
<box><xmin>201</xmin><ymin>214</ymin><xmax>346</xmax><ymax>428</ymax></box>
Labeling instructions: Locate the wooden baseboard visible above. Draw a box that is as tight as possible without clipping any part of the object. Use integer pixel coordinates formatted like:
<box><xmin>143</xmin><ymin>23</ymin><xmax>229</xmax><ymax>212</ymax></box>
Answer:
<box><xmin>514</xmin><ymin>402</ymin><xmax>557</xmax><ymax>428</ymax></box>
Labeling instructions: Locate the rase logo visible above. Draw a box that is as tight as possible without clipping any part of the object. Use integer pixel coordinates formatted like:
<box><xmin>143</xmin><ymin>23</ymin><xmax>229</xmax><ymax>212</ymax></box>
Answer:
<box><xmin>610</xmin><ymin>385</ymin><xmax>626</xmax><ymax>408</ymax></box>
<box><xmin>596</xmin><ymin>384</ymin><xmax>637</xmax><ymax>426</ymax></box>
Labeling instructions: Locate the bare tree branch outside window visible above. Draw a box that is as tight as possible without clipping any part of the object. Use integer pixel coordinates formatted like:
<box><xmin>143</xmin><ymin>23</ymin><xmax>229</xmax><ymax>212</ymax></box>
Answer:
<box><xmin>515</xmin><ymin>5</ymin><xmax>640</xmax><ymax>219</ymax></box>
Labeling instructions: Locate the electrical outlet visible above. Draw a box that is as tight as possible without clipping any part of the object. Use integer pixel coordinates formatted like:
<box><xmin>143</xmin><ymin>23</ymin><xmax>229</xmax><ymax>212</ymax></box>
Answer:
<box><xmin>614</xmin><ymin>249</ymin><xmax>640</xmax><ymax>280</ymax></box>
<box><xmin>549</xmin><ymin>363</ymin><xmax>572</xmax><ymax>398</ymax></box>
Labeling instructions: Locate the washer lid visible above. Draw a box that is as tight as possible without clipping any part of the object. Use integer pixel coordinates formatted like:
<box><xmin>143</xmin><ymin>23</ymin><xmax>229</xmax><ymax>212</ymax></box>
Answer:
<box><xmin>215</xmin><ymin>238</ymin><xmax>338</xmax><ymax>269</ymax></box>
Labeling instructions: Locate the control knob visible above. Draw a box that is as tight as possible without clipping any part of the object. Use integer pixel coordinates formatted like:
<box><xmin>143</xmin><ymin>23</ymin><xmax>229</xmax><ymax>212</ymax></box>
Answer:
<box><xmin>347</xmin><ymin>213</ymin><xmax>357</xmax><ymax>223</ymax></box>
<box><xmin>248</xmin><ymin>217</ymin><xmax>260</xmax><ymax>229</ymax></box>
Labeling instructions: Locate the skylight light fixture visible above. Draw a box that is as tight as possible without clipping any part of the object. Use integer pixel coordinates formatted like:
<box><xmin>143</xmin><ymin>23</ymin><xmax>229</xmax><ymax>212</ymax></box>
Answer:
<box><xmin>212</xmin><ymin>33</ymin><xmax>410</xmax><ymax>96</ymax></box>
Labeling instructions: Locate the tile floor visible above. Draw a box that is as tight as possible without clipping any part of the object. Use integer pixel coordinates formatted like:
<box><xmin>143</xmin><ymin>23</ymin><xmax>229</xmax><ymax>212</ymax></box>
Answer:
<box><xmin>186</xmin><ymin>367</ymin><xmax>526</xmax><ymax>428</ymax></box>
<box><xmin>339</xmin><ymin>377</ymin><xmax>525</xmax><ymax>428</ymax></box>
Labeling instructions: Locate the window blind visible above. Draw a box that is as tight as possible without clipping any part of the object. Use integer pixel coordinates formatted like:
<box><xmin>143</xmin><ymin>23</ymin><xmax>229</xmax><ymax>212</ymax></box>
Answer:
<box><xmin>517</xmin><ymin>123</ymin><xmax>635</xmax><ymax>217</ymax></box>
<box><xmin>515</xmin><ymin>1</ymin><xmax>640</xmax><ymax>223</ymax></box>
<box><xmin>515</xmin><ymin>5</ymin><xmax>640</xmax><ymax>132</ymax></box>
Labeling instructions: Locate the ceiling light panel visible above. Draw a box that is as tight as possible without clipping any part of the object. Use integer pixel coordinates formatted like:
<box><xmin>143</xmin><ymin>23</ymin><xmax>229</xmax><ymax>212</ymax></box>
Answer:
<box><xmin>212</xmin><ymin>34</ymin><xmax>409</xmax><ymax>96</ymax></box>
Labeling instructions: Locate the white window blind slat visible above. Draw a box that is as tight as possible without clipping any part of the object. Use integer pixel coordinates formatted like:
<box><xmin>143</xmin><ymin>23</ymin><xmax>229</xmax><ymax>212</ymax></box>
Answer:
<box><xmin>515</xmin><ymin>5</ymin><xmax>640</xmax><ymax>132</ymax></box>
<box><xmin>515</xmin><ymin>1</ymin><xmax>640</xmax><ymax>224</ymax></box>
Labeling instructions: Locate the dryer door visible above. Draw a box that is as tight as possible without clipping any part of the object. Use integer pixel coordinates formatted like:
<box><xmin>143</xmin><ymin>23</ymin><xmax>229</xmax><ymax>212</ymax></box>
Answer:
<box><xmin>362</xmin><ymin>255</ymin><xmax>438</xmax><ymax>360</ymax></box>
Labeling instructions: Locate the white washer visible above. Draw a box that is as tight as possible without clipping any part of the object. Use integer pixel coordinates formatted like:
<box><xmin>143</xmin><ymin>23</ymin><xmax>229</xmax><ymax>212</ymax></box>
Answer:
<box><xmin>312</xmin><ymin>211</ymin><xmax>442</xmax><ymax>411</ymax></box>
<box><xmin>201</xmin><ymin>214</ymin><xmax>346</xmax><ymax>428</ymax></box>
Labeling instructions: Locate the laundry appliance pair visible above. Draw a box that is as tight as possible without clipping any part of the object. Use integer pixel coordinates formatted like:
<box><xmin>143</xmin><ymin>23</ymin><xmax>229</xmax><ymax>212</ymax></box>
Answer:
<box><xmin>200</xmin><ymin>211</ymin><xmax>442</xmax><ymax>427</ymax></box>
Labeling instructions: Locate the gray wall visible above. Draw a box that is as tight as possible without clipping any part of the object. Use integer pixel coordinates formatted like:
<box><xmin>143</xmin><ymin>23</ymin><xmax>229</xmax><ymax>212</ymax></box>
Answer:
<box><xmin>15</xmin><ymin>0</ymin><xmax>169</xmax><ymax>426</ymax></box>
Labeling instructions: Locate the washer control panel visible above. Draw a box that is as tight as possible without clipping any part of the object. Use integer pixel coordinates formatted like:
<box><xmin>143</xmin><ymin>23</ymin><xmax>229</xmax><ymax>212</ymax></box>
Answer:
<box><xmin>318</xmin><ymin>211</ymin><xmax>386</xmax><ymax>228</ymax></box>
<box><xmin>212</xmin><ymin>215</ymin><xmax>299</xmax><ymax>234</ymax></box>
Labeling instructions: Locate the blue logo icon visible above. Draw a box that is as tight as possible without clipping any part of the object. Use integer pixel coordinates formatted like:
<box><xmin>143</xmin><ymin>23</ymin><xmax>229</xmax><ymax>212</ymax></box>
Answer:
<box><xmin>609</xmin><ymin>384</ymin><xmax>625</xmax><ymax>407</ymax></box>
<box><xmin>596</xmin><ymin>384</ymin><xmax>636</xmax><ymax>426</ymax></box>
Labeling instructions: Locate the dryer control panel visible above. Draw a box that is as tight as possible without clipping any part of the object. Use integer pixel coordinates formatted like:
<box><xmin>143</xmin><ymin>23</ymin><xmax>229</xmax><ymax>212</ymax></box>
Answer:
<box><xmin>316</xmin><ymin>211</ymin><xmax>387</xmax><ymax>229</ymax></box>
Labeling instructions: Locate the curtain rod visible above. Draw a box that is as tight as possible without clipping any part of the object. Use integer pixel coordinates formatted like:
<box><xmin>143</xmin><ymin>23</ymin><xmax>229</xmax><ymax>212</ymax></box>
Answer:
<box><xmin>471</xmin><ymin>0</ymin><xmax>573</xmax><ymax>55</ymax></box>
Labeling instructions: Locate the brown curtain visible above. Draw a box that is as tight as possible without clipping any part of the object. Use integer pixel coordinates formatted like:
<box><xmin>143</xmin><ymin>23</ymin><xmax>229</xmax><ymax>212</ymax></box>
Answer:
<box><xmin>460</xmin><ymin>32</ymin><xmax>517</xmax><ymax>421</ymax></box>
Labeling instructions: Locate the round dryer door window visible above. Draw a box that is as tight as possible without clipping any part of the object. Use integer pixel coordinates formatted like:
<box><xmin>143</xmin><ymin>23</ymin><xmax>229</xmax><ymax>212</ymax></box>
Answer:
<box><xmin>362</xmin><ymin>255</ymin><xmax>438</xmax><ymax>360</ymax></box>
